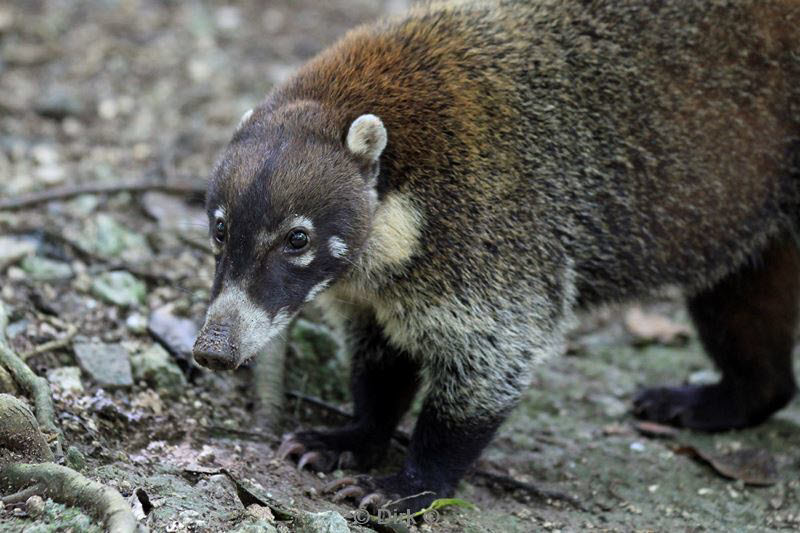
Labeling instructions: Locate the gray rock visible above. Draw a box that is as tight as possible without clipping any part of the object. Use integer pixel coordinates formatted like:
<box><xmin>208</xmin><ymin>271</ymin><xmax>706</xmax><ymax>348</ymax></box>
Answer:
<box><xmin>20</xmin><ymin>255</ymin><xmax>73</xmax><ymax>281</ymax></box>
<box><xmin>0</xmin><ymin>236</ymin><xmax>36</xmax><ymax>270</ymax></box>
<box><xmin>90</xmin><ymin>270</ymin><xmax>146</xmax><ymax>307</ymax></box>
<box><xmin>147</xmin><ymin>304</ymin><xmax>199</xmax><ymax>364</ymax></box>
<box><xmin>47</xmin><ymin>366</ymin><xmax>84</xmax><ymax>394</ymax></box>
<box><xmin>231</xmin><ymin>522</ymin><xmax>279</xmax><ymax>533</ymax></box>
<box><xmin>77</xmin><ymin>213</ymin><xmax>151</xmax><ymax>261</ymax></box>
<box><xmin>35</xmin><ymin>88</ymin><xmax>85</xmax><ymax>120</ymax></box>
<box><xmin>130</xmin><ymin>344</ymin><xmax>186</xmax><ymax>394</ymax></box>
<box><xmin>73</xmin><ymin>342</ymin><xmax>133</xmax><ymax>388</ymax></box>
<box><xmin>125</xmin><ymin>313</ymin><xmax>148</xmax><ymax>334</ymax></box>
<box><xmin>296</xmin><ymin>511</ymin><xmax>350</xmax><ymax>533</ymax></box>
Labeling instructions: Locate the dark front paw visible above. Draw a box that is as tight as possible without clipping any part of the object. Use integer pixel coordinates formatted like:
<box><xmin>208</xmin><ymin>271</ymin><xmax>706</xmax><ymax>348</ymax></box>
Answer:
<box><xmin>324</xmin><ymin>473</ymin><xmax>446</xmax><ymax>514</ymax></box>
<box><xmin>632</xmin><ymin>383</ymin><xmax>765</xmax><ymax>431</ymax></box>
<box><xmin>277</xmin><ymin>427</ymin><xmax>387</xmax><ymax>473</ymax></box>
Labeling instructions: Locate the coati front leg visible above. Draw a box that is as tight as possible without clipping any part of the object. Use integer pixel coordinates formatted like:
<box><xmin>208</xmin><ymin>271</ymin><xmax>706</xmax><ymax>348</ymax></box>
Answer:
<box><xmin>327</xmin><ymin>341</ymin><xmax>533</xmax><ymax>512</ymax></box>
<box><xmin>279</xmin><ymin>313</ymin><xmax>420</xmax><ymax>472</ymax></box>
<box><xmin>634</xmin><ymin>236</ymin><xmax>800</xmax><ymax>430</ymax></box>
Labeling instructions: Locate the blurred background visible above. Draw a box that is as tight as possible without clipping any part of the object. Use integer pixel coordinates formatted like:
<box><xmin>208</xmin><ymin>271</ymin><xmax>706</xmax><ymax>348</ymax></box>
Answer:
<box><xmin>0</xmin><ymin>1</ymin><xmax>798</xmax><ymax>531</ymax></box>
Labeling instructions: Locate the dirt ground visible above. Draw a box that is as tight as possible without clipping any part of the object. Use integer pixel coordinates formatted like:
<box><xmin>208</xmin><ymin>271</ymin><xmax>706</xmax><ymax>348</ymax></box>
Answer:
<box><xmin>1</xmin><ymin>1</ymin><xmax>799</xmax><ymax>531</ymax></box>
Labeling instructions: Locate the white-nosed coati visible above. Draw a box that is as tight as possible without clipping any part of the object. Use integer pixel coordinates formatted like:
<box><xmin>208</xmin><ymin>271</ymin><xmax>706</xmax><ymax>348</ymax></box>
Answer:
<box><xmin>192</xmin><ymin>0</ymin><xmax>800</xmax><ymax>513</ymax></box>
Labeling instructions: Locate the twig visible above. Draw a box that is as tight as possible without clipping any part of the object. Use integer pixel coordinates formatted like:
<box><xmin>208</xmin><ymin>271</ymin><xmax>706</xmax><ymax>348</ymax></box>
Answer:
<box><xmin>0</xmin><ymin>178</ymin><xmax>206</xmax><ymax>210</ymax></box>
<box><xmin>468</xmin><ymin>470</ymin><xmax>586</xmax><ymax>511</ymax></box>
<box><xmin>286</xmin><ymin>389</ymin><xmax>584</xmax><ymax>509</ymax></box>
<box><xmin>0</xmin><ymin>462</ymin><xmax>139</xmax><ymax>532</ymax></box>
<box><xmin>0</xmin><ymin>301</ymin><xmax>62</xmax><ymax>446</ymax></box>
<box><xmin>20</xmin><ymin>324</ymin><xmax>78</xmax><ymax>360</ymax></box>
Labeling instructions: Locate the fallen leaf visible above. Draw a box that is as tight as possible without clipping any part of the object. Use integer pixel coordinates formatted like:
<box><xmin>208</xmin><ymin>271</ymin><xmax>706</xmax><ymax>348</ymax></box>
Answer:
<box><xmin>624</xmin><ymin>306</ymin><xmax>691</xmax><ymax>346</ymax></box>
<box><xmin>672</xmin><ymin>444</ymin><xmax>778</xmax><ymax>485</ymax></box>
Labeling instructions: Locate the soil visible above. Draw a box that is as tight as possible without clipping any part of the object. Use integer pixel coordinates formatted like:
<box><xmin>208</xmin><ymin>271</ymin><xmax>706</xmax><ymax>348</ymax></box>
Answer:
<box><xmin>0</xmin><ymin>1</ymin><xmax>799</xmax><ymax>531</ymax></box>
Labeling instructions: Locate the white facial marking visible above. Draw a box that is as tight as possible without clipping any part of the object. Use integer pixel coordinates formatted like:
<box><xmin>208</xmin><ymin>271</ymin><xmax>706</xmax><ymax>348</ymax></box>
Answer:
<box><xmin>328</xmin><ymin>236</ymin><xmax>348</xmax><ymax>259</ymax></box>
<box><xmin>305</xmin><ymin>278</ymin><xmax>332</xmax><ymax>303</ymax></box>
<box><xmin>204</xmin><ymin>285</ymin><xmax>291</xmax><ymax>367</ymax></box>
<box><xmin>288</xmin><ymin>250</ymin><xmax>315</xmax><ymax>267</ymax></box>
<box><xmin>287</xmin><ymin>215</ymin><xmax>313</xmax><ymax>232</ymax></box>
<box><xmin>237</xmin><ymin>108</ymin><xmax>254</xmax><ymax>129</ymax></box>
<box><xmin>214</xmin><ymin>207</ymin><xmax>226</xmax><ymax>221</ymax></box>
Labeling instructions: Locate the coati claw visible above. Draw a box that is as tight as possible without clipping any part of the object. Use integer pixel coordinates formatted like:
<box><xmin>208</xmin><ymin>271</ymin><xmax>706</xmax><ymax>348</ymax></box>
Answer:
<box><xmin>323</xmin><ymin>476</ymin><xmax>362</xmax><ymax>494</ymax></box>
<box><xmin>358</xmin><ymin>492</ymin><xmax>386</xmax><ymax>510</ymax></box>
<box><xmin>277</xmin><ymin>436</ymin><xmax>305</xmax><ymax>460</ymax></box>
<box><xmin>297</xmin><ymin>451</ymin><xmax>322</xmax><ymax>471</ymax></box>
<box><xmin>333</xmin><ymin>485</ymin><xmax>367</xmax><ymax>502</ymax></box>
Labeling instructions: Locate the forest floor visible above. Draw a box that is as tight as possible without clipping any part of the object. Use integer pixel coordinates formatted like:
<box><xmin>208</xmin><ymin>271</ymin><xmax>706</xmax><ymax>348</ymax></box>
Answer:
<box><xmin>0</xmin><ymin>1</ymin><xmax>798</xmax><ymax>531</ymax></box>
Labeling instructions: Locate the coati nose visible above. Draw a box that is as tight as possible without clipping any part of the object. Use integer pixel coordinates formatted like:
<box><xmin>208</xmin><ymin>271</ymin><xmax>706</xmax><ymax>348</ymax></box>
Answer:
<box><xmin>192</xmin><ymin>322</ymin><xmax>237</xmax><ymax>370</ymax></box>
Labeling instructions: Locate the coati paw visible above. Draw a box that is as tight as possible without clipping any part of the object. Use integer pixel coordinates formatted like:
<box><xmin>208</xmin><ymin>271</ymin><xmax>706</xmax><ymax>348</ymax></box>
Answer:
<box><xmin>277</xmin><ymin>428</ymin><xmax>384</xmax><ymax>473</ymax></box>
<box><xmin>323</xmin><ymin>474</ymin><xmax>439</xmax><ymax>514</ymax></box>
<box><xmin>632</xmin><ymin>383</ymin><xmax>776</xmax><ymax>431</ymax></box>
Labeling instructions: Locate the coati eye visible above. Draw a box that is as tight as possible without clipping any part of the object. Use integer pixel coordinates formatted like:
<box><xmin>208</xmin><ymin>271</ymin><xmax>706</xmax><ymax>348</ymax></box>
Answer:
<box><xmin>214</xmin><ymin>218</ymin><xmax>225</xmax><ymax>243</ymax></box>
<box><xmin>287</xmin><ymin>229</ymin><xmax>309</xmax><ymax>250</ymax></box>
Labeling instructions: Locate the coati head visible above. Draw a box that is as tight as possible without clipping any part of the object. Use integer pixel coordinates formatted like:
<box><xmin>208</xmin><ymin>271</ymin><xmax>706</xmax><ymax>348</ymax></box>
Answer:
<box><xmin>192</xmin><ymin>102</ymin><xmax>387</xmax><ymax>370</ymax></box>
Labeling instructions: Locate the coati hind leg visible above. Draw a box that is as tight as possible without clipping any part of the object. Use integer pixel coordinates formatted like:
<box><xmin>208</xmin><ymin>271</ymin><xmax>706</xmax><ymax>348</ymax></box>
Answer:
<box><xmin>279</xmin><ymin>312</ymin><xmax>420</xmax><ymax>472</ymax></box>
<box><xmin>634</xmin><ymin>236</ymin><xmax>800</xmax><ymax>430</ymax></box>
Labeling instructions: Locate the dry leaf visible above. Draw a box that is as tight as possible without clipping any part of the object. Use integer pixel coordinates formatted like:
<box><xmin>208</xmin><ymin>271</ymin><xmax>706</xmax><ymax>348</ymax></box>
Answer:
<box><xmin>624</xmin><ymin>307</ymin><xmax>691</xmax><ymax>346</ymax></box>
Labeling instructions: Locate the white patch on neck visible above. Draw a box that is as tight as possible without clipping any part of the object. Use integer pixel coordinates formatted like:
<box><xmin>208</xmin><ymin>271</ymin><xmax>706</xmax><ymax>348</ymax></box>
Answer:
<box><xmin>305</xmin><ymin>278</ymin><xmax>332</xmax><ymax>302</ymax></box>
<box><xmin>287</xmin><ymin>250</ymin><xmax>315</xmax><ymax>267</ymax></box>
<box><xmin>237</xmin><ymin>108</ymin><xmax>254</xmax><ymax>130</ymax></box>
<box><xmin>328</xmin><ymin>236</ymin><xmax>348</xmax><ymax>259</ymax></box>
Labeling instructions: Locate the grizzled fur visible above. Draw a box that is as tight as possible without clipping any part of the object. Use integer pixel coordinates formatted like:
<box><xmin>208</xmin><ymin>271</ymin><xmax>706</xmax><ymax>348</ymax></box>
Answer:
<box><xmin>194</xmin><ymin>0</ymin><xmax>800</xmax><ymax>512</ymax></box>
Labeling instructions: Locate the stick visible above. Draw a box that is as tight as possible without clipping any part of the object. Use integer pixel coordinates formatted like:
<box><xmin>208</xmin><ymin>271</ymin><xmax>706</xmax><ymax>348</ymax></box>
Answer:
<box><xmin>20</xmin><ymin>324</ymin><xmax>78</xmax><ymax>361</ymax></box>
<box><xmin>0</xmin><ymin>178</ymin><xmax>206</xmax><ymax>210</ymax></box>
<box><xmin>0</xmin><ymin>301</ymin><xmax>61</xmax><ymax>444</ymax></box>
<box><xmin>0</xmin><ymin>463</ymin><xmax>138</xmax><ymax>532</ymax></box>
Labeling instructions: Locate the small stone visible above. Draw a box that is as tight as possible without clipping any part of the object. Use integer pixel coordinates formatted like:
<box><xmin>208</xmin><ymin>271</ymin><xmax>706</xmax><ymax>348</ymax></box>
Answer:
<box><xmin>125</xmin><ymin>313</ymin><xmax>148</xmax><ymax>334</ymax></box>
<box><xmin>20</xmin><ymin>255</ymin><xmax>73</xmax><ymax>281</ymax></box>
<box><xmin>73</xmin><ymin>342</ymin><xmax>133</xmax><ymax>388</ymax></box>
<box><xmin>296</xmin><ymin>510</ymin><xmax>350</xmax><ymax>533</ymax></box>
<box><xmin>629</xmin><ymin>441</ymin><xmax>645</xmax><ymax>452</ymax></box>
<box><xmin>90</xmin><ymin>271</ymin><xmax>146</xmax><ymax>307</ymax></box>
<box><xmin>35</xmin><ymin>89</ymin><xmax>85</xmax><ymax>120</ymax></box>
<box><xmin>66</xmin><ymin>445</ymin><xmax>86</xmax><ymax>471</ymax></box>
<box><xmin>47</xmin><ymin>366</ymin><xmax>84</xmax><ymax>394</ymax></box>
<box><xmin>25</xmin><ymin>495</ymin><xmax>44</xmax><ymax>518</ymax></box>
<box><xmin>697</xmin><ymin>488</ymin><xmax>713</xmax><ymax>496</ymax></box>
<box><xmin>688</xmin><ymin>369</ymin><xmax>720</xmax><ymax>386</ymax></box>
<box><xmin>197</xmin><ymin>445</ymin><xmax>216</xmax><ymax>465</ymax></box>
<box><xmin>0</xmin><ymin>236</ymin><xmax>37</xmax><ymax>270</ymax></box>
<box><xmin>130</xmin><ymin>344</ymin><xmax>186</xmax><ymax>395</ymax></box>
<box><xmin>119</xmin><ymin>480</ymin><xmax>133</xmax><ymax>494</ymax></box>
<box><xmin>147</xmin><ymin>305</ymin><xmax>199</xmax><ymax>364</ymax></box>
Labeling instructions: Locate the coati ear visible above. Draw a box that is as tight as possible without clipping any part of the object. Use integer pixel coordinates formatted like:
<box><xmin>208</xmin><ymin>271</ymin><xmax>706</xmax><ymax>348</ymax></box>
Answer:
<box><xmin>346</xmin><ymin>114</ymin><xmax>387</xmax><ymax>162</ymax></box>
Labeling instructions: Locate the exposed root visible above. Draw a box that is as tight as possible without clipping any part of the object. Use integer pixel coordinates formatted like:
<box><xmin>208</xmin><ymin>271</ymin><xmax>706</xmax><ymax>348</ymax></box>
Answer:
<box><xmin>0</xmin><ymin>462</ymin><xmax>139</xmax><ymax>532</ymax></box>
<box><xmin>0</xmin><ymin>301</ymin><xmax>62</xmax><ymax>447</ymax></box>
<box><xmin>20</xmin><ymin>324</ymin><xmax>78</xmax><ymax>361</ymax></box>
<box><xmin>0</xmin><ymin>178</ymin><xmax>206</xmax><ymax>210</ymax></box>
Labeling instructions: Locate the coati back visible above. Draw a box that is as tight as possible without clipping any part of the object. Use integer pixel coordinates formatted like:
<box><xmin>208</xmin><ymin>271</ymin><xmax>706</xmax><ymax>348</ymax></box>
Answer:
<box><xmin>193</xmin><ymin>0</ymin><xmax>800</xmax><ymax>512</ymax></box>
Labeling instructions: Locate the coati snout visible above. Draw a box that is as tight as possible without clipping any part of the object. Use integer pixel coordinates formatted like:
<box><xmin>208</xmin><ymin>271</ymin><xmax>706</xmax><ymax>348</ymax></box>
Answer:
<box><xmin>192</xmin><ymin>108</ymin><xmax>387</xmax><ymax>370</ymax></box>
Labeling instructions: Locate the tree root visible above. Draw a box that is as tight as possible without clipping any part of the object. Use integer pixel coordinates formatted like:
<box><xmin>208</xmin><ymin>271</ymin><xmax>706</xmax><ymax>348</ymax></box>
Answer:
<box><xmin>0</xmin><ymin>178</ymin><xmax>206</xmax><ymax>210</ymax></box>
<box><xmin>0</xmin><ymin>301</ymin><xmax>62</xmax><ymax>448</ymax></box>
<box><xmin>0</xmin><ymin>462</ymin><xmax>139</xmax><ymax>532</ymax></box>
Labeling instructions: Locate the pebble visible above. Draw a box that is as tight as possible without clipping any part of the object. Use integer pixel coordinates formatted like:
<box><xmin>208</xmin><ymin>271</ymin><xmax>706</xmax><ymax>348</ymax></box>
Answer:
<box><xmin>73</xmin><ymin>341</ymin><xmax>133</xmax><ymax>388</ymax></box>
<box><xmin>25</xmin><ymin>495</ymin><xmax>45</xmax><ymax>518</ymax></box>
<box><xmin>90</xmin><ymin>270</ymin><xmax>146</xmax><ymax>307</ymax></box>
<box><xmin>20</xmin><ymin>255</ymin><xmax>73</xmax><ymax>281</ymax></box>
<box><xmin>47</xmin><ymin>366</ymin><xmax>84</xmax><ymax>394</ymax></box>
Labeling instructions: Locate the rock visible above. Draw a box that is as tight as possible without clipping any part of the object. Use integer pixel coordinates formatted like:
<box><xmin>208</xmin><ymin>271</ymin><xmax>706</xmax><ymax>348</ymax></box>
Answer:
<box><xmin>35</xmin><ymin>88</ymin><xmax>85</xmax><ymax>120</ymax></box>
<box><xmin>73</xmin><ymin>342</ymin><xmax>133</xmax><ymax>388</ymax></box>
<box><xmin>0</xmin><ymin>236</ymin><xmax>37</xmax><ymax>270</ymax></box>
<box><xmin>20</xmin><ymin>255</ymin><xmax>73</xmax><ymax>281</ymax></box>
<box><xmin>79</xmin><ymin>213</ymin><xmax>151</xmax><ymax>261</ymax></box>
<box><xmin>231</xmin><ymin>522</ymin><xmax>278</xmax><ymax>533</ymax></box>
<box><xmin>296</xmin><ymin>511</ymin><xmax>350</xmax><ymax>533</ymax></box>
<box><xmin>47</xmin><ymin>366</ymin><xmax>84</xmax><ymax>394</ymax></box>
<box><xmin>147</xmin><ymin>304</ymin><xmax>199</xmax><ymax>365</ymax></box>
<box><xmin>90</xmin><ymin>271</ymin><xmax>146</xmax><ymax>307</ymax></box>
<box><xmin>141</xmin><ymin>191</ymin><xmax>206</xmax><ymax>232</ymax></box>
<box><xmin>130</xmin><ymin>344</ymin><xmax>186</xmax><ymax>395</ymax></box>
<box><xmin>25</xmin><ymin>495</ymin><xmax>45</xmax><ymax>518</ymax></box>
<box><xmin>125</xmin><ymin>312</ymin><xmax>148</xmax><ymax>334</ymax></box>
<box><xmin>66</xmin><ymin>445</ymin><xmax>86</xmax><ymax>471</ymax></box>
